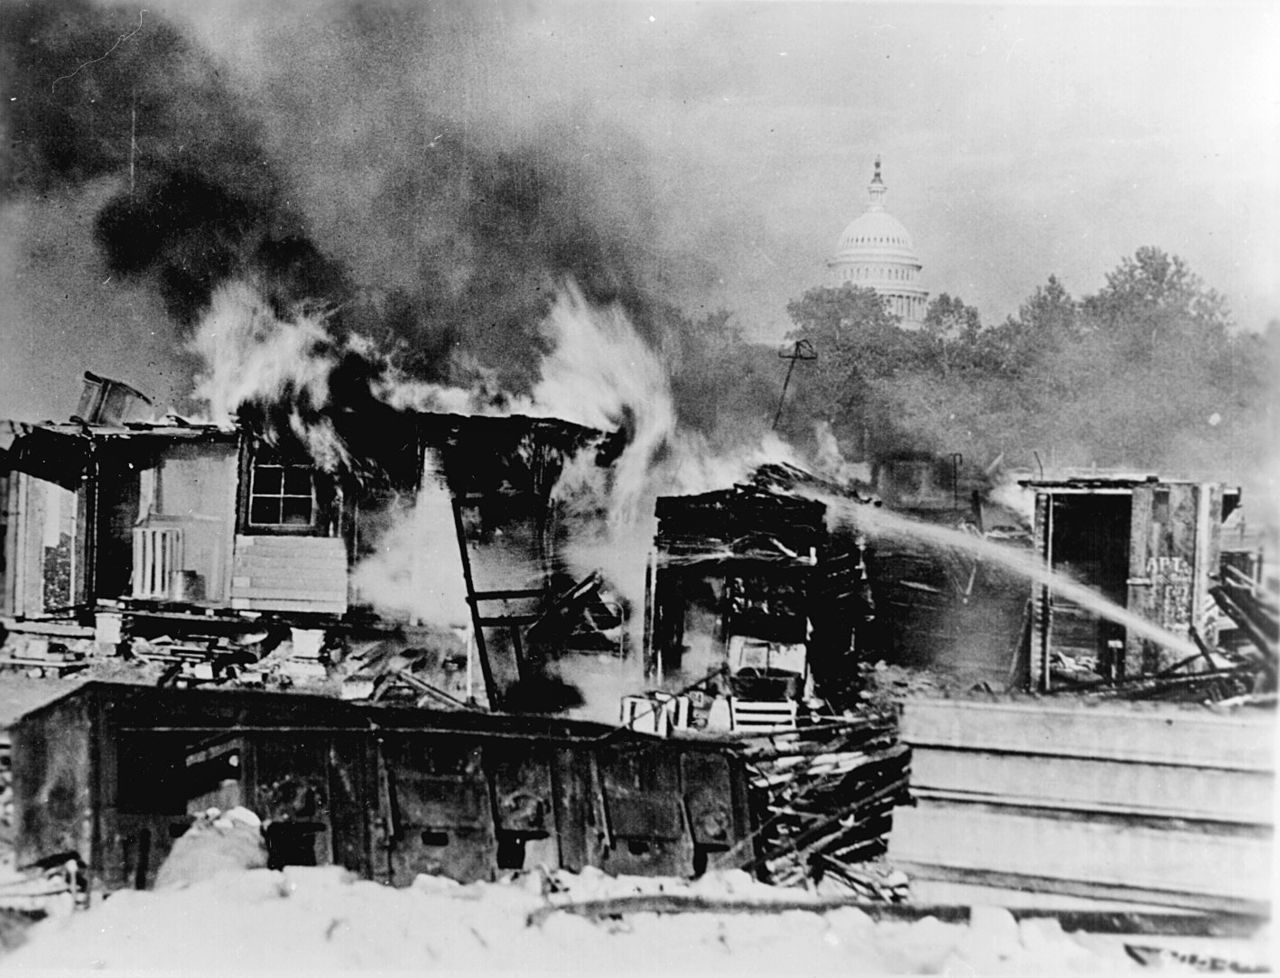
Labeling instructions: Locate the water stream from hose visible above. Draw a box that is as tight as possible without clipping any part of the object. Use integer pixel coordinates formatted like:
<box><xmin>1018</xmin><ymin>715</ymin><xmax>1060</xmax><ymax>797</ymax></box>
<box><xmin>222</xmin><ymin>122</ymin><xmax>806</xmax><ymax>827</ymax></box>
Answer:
<box><xmin>818</xmin><ymin>496</ymin><xmax>1200</xmax><ymax>661</ymax></box>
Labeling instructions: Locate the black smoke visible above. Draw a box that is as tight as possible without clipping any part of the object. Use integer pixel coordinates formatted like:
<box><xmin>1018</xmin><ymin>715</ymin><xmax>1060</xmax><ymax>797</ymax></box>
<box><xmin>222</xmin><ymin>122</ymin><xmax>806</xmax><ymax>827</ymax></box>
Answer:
<box><xmin>3</xmin><ymin>0</ymin><xmax>713</xmax><ymax>414</ymax></box>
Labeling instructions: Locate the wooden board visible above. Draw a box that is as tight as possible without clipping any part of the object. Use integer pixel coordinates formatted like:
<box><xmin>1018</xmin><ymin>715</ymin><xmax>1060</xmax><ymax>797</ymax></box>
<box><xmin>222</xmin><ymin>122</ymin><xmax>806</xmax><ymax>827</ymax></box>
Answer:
<box><xmin>890</xmin><ymin>801</ymin><xmax>1272</xmax><ymax>908</ymax></box>
<box><xmin>231</xmin><ymin>535</ymin><xmax>347</xmax><ymax>614</ymax></box>
<box><xmin>900</xmin><ymin>698</ymin><xmax>1275</xmax><ymax>772</ymax></box>
<box><xmin>910</xmin><ymin>748</ymin><xmax>1274</xmax><ymax>825</ymax></box>
<box><xmin>896</xmin><ymin>862</ymin><xmax>1269</xmax><ymax>916</ymax></box>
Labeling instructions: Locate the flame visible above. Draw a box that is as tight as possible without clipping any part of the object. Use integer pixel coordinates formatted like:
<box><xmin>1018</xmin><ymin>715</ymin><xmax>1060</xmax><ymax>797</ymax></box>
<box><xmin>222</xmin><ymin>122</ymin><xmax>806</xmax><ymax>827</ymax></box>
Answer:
<box><xmin>529</xmin><ymin>283</ymin><xmax>805</xmax><ymax>649</ymax></box>
<box><xmin>186</xmin><ymin>275</ymin><xmax>814</xmax><ymax>714</ymax></box>
<box><xmin>190</xmin><ymin>281</ymin><xmax>353</xmax><ymax>469</ymax></box>
<box><xmin>191</xmin><ymin>281</ymin><xmax>333</xmax><ymax>423</ymax></box>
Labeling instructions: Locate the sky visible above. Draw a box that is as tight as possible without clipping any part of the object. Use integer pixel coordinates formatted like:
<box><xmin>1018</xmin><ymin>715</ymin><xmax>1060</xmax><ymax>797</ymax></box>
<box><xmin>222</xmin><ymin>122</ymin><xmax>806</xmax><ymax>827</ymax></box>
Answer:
<box><xmin>2</xmin><ymin>0</ymin><xmax>1278</xmax><ymax>419</ymax></box>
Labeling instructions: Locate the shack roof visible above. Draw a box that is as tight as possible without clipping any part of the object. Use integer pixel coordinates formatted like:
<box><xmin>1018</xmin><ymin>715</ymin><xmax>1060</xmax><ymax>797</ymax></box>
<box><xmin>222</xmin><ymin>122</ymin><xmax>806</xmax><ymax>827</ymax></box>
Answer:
<box><xmin>0</xmin><ymin>412</ymin><xmax>607</xmax><ymax>490</ymax></box>
<box><xmin>654</xmin><ymin>475</ymin><xmax>828</xmax><ymax>566</ymax></box>
<box><xmin>10</xmin><ymin>681</ymin><xmax>738</xmax><ymax>753</ymax></box>
<box><xmin>1020</xmin><ymin>475</ymin><xmax>1243</xmax><ymax>495</ymax></box>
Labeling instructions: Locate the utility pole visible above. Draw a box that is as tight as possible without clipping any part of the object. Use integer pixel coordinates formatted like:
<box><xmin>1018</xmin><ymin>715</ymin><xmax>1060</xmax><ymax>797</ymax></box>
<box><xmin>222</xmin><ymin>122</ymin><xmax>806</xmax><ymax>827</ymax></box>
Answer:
<box><xmin>772</xmin><ymin>339</ymin><xmax>817</xmax><ymax>430</ymax></box>
<box><xmin>129</xmin><ymin>90</ymin><xmax>137</xmax><ymax>200</ymax></box>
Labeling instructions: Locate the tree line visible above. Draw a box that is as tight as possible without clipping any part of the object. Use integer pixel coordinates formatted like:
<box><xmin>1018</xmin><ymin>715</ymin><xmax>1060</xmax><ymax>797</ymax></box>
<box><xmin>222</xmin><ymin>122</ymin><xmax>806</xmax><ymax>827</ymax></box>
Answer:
<box><xmin>669</xmin><ymin>247</ymin><xmax>1277</xmax><ymax>489</ymax></box>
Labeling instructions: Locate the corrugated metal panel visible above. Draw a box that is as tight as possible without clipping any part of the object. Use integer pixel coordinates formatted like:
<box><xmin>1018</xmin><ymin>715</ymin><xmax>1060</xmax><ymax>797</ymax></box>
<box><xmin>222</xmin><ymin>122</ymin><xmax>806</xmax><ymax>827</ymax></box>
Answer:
<box><xmin>230</xmin><ymin>535</ymin><xmax>347</xmax><ymax>614</ymax></box>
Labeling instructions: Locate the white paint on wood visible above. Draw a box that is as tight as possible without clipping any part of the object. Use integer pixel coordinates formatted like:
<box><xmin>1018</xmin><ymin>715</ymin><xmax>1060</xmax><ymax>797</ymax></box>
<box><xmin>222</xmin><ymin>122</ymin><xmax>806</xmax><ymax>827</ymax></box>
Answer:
<box><xmin>900</xmin><ymin>698</ymin><xmax>1275</xmax><ymax>772</ymax></box>
<box><xmin>910</xmin><ymin>748</ymin><xmax>1274</xmax><ymax>824</ymax></box>
<box><xmin>231</xmin><ymin>535</ymin><xmax>347</xmax><ymax>614</ymax></box>
<box><xmin>890</xmin><ymin>802</ymin><xmax>1271</xmax><ymax>904</ymax></box>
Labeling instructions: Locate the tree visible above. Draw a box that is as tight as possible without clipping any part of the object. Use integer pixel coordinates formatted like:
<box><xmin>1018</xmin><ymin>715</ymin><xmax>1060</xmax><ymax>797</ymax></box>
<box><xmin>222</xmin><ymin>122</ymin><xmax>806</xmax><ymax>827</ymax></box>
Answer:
<box><xmin>920</xmin><ymin>293</ymin><xmax>982</xmax><ymax>378</ymax></box>
<box><xmin>785</xmin><ymin>284</ymin><xmax>913</xmax><ymax>382</ymax></box>
<box><xmin>1082</xmin><ymin>246</ymin><xmax>1231</xmax><ymax>361</ymax></box>
<box><xmin>1040</xmin><ymin>248</ymin><xmax>1248</xmax><ymax>472</ymax></box>
<box><xmin>1018</xmin><ymin>274</ymin><xmax>1081</xmax><ymax>339</ymax></box>
<box><xmin>666</xmin><ymin>307</ymin><xmax>780</xmax><ymax>447</ymax></box>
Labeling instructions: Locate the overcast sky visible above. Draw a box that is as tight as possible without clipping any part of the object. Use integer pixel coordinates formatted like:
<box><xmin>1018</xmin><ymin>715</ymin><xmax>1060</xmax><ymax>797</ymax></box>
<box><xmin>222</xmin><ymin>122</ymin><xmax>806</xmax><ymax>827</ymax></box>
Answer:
<box><xmin>3</xmin><ymin>0</ymin><xmax>1278</xmax><ymax>420</ymax></box>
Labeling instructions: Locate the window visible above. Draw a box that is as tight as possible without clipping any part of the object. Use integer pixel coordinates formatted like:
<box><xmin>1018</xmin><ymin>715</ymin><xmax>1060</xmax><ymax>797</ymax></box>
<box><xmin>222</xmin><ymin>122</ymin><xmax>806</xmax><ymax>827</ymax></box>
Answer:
<box><xmin>249</xmin><ymin>456</ymin><xmax>317</xmax><ymax>528</ymax></box>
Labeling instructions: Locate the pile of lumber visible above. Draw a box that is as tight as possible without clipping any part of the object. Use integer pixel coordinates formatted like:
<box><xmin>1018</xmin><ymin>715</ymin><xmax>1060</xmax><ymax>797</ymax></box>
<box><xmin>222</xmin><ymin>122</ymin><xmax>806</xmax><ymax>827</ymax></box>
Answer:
<box><xmin>733</xmin><ymin>713</ymin><xmax>912</xmax><ymax>900</ymax></box>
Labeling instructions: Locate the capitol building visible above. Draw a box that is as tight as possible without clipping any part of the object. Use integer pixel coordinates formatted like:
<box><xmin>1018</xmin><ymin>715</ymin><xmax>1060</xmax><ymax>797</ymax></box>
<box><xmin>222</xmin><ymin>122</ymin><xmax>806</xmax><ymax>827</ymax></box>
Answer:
<box><xmin>826</xmin><ymin>158</ymin><xmax>928</xmax><ymax>328</ymax></box>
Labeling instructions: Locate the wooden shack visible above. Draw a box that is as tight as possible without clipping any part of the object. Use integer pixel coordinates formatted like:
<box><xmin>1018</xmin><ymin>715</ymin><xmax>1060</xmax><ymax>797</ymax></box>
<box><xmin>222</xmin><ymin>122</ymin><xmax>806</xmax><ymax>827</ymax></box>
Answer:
<box><xmin>1021</xmin><ymin>476</ymin><xmax>1241</xmax><ymax>690</ymax></box>
<box><xmin>0</xmin><ymin>413</ymin><xmax>606</xmax><ymax>708</ymax></box>
<box><xmin>9</xmin><ymin>683</ymin><xmax>754</xmax><ymax>894</ymax></box>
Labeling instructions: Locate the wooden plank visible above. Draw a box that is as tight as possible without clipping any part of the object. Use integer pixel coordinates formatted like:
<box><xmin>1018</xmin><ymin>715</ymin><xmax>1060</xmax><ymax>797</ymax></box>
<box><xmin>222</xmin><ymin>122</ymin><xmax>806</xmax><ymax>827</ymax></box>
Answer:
<box><xmin>0</xmin><ymin>618</ymin><xmax>96</xmax><ymax>638</ymax></box>
<box><xmin>230</xmin><ymin>575</ymin><xmax>348</xmax><ymax>592</ymax></box>
<box><xmin>230</xmin><ymin>570</ymin><xmax>346</xmax><ymax>586</ymax></box>
<box><xmin>229</xmin><ymin>598</ymin><xmax>346</xmax><ymax>614</ymax></box>
<box><xmin>230</xmin><ymin>591</ymin><xmax>347</xmax><ymax>606</ymax></box>
<box><xmin>1030</xmin><ymin>490</ymin><xmax>1050</xmax><ymax>691</ymax></box>
<box><xmin>910</xmin><ymin>748</ymin><xmax>1274</xmax><ymax>824</ymax></box>
<box><xmin>233</xmin><ymin>556</ymin><xmax>349</xmax><ymax>575</ymax></box>
<box><xmin>230</xmin><ymin>533</ymin><xmax>348</xmax><ymax>613</ymax></box>
<box><xmin>234</xmin><ymin>535</ymin><xmax>344</xmax><ymax>553</ymax></box>
<box><xmin>895</xmin><ymin>863</ymin><xmax>1270</xmax><ymax>917</ymax></box>
<box><xmin>888</xmin><ymin>801</ymin><xmax>1272</xmax><ymax>906</ymax></box>
<box><xmin>899</xmin><ymin>698</ymin><xmax>1275</xmax><ymax>772</ymax></box>
<box><xmin>233</xmin><ymin>545</ymin><xmax>346</xmax><ymax>561</ymax></box>
<box><xmin>527</xmin><ymin>893</ymin><xmax>1266</xmax><ymax>933</ymax></box>
<box><xmin>20</xmin><ymin>477</ymin><xmax>45</xmax><ymax>616</ymax></box>
<box><xmin>1126</xmin><ymin>485</ymin><xmax>1155</xmax><ymax>676</ymax></box>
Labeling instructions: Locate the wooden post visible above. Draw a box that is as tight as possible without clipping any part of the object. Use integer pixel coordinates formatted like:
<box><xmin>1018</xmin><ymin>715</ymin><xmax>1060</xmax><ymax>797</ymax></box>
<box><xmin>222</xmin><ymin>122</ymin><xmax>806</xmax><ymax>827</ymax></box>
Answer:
<box><xmin>450</xmin><ymin>495</ymin><xmax>500</xmax><ymax>710</ymax></box>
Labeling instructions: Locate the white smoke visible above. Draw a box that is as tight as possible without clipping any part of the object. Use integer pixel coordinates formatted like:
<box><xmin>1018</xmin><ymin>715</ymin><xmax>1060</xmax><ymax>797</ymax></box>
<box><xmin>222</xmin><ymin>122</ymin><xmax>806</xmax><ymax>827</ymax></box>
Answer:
<box><xmin>813</xmin><ymin>420</ymin><xmax>872</xmax><ymax>486</ymax></box>
<box><xmin>348</xmin><ymin>470</ymin><xmax>472</xmax><ymax>629</ymax></box>
<box><xmin>988</xmin><ymin>473</ymin><xmax>1036</xmax><ymax>527</ymax></box>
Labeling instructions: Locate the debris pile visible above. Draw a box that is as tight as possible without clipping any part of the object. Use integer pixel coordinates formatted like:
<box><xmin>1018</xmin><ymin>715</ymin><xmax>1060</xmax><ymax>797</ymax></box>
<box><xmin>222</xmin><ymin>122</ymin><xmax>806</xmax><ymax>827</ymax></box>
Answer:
<box><xmin>0</xmin><ymin>633</ymin><xmax>91</xmax><ymax>679</ymax></box>
<box><xmin>733</xmin><ymin>713</ymin><xmax>911</xmax><ymax>900</ymax></box>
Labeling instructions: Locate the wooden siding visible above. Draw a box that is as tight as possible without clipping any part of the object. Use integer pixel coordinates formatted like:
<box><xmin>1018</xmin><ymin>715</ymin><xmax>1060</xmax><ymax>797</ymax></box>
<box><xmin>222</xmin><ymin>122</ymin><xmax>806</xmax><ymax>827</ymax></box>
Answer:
<box><xmin>230</xmin><ymin>535</ymin><xmax>348</xmax><ymax>614</ymax></box>
<box><xmin>890</xmin><ymin>697</ymin><xmax>1275</xmax><ymax>913</ymax></box>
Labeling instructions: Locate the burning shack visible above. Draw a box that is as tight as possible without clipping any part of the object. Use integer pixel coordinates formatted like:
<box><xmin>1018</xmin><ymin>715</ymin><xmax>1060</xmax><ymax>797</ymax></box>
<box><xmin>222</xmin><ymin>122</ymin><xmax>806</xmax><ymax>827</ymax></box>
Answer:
<box><xmin>640</xmin><ymin>465</ymin><xmax>877</xmax><ymax>730</ymax></box>
<box><xmin>1021</xmin><ymin>475</ymin><xmax>1242</xmax><ymax>690</ymax></box>
<box><xmin>0</xmin><ymin>373</ymin><xmax>617</xmax><ymax>709</ymax></box>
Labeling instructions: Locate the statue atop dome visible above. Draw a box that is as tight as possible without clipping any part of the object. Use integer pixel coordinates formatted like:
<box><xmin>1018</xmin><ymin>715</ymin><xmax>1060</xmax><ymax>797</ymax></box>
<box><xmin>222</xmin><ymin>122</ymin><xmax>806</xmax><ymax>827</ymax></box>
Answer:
<box><xmin>868</xmin><ymin>156</ymin><xmax>886</xmax><ymax>210</ymax></box>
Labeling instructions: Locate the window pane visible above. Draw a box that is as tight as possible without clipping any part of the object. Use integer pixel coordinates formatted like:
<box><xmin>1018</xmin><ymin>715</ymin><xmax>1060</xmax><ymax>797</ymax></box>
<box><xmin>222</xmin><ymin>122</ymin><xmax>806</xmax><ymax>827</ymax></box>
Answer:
<box><xmin>250</xmin><ymin>498</ymin><xmax>281</xmax><ymax>525</ymax></box>
<box><xmin>283</xmin><ymin>468</ymin><xmax>313</xmax><ymax>496</ymax></box>
<box><xmin>254</xmin><ymin>467</ymin><xmax>283</xmax><ymax>494</ymax></box>
<box><xmin>281</xmin><ymin>497</ymin><xmax>313</xmax><ymax>525</ymax></box>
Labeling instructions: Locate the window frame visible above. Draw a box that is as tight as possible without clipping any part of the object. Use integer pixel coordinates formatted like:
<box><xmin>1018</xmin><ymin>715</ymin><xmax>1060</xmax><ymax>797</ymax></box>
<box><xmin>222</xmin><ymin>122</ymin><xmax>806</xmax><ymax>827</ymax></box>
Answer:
<box><xmin>239</xmin><ymin>441</ymin><xmax>334</xmax><ymax>536</ymax></box>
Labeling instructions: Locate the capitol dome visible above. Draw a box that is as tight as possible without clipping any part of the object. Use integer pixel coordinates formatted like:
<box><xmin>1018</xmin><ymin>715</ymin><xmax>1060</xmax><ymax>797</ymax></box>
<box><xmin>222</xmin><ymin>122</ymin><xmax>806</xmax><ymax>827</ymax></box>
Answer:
<box><xmin>826</xmin><ymin>158</ymin><xmax>928</xmax><ymax>327</ymax></box>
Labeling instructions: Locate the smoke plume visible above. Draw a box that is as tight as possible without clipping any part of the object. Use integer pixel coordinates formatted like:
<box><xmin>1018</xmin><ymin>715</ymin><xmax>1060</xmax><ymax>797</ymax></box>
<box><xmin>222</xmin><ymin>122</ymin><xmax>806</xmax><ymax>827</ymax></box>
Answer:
<box><xmin>2</xmin><ymin>0</ymin><xmax>729</xmax><ymax>426</ymax></box>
